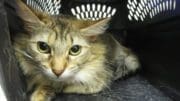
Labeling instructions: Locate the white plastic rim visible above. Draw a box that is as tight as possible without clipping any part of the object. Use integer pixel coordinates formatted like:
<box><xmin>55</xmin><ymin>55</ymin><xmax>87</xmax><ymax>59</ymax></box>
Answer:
<box><xmin>0</xmin><ymin>84</ymin><xmax>7</xmax><ymax>101</ymax></box>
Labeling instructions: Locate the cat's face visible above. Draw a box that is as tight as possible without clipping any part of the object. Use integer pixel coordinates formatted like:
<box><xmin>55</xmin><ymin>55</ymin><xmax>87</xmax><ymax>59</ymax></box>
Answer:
<box><xmin>14</xmin><ymin>0</ymin><xmax>110</xmax><ymax>82</ymax></box>
<box><xmin>26</xmin><ymin>25</ymin><xmax>92</xmax><ymax>81</ymax></box>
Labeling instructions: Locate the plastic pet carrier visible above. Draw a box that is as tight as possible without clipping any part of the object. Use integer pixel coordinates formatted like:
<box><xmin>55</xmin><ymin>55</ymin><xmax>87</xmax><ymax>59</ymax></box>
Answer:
<box><xmin>0</xmin><ymin>0</ymin><xmax>180</xmax><ymax>101</ymax></box>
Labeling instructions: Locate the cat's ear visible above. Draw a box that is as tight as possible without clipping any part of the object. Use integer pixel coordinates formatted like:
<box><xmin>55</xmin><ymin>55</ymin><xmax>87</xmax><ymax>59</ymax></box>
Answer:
<box><xmin>80</xmin><ymin>18</ymin><xmax>110</xmax><ymax>36</ymax></box>
<box><xmin>80</xmin><ymin>18</ymin><xmax>110</xmax><ymax>41</ymax></box>
<box><xmin>15</xmin><ymin>0</ymin><xmax>44</xmax><ymax>25</ymax></box>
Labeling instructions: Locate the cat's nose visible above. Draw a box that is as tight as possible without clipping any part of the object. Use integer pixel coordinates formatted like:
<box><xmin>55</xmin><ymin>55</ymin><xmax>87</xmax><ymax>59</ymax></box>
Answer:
<box><xmin>52</xmin><ymin>69</ymin><xmax>64</xmax><ymax>77</ymax></box>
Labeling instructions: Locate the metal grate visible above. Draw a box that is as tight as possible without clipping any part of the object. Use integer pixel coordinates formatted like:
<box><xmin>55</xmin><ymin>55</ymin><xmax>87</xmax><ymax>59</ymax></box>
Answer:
<box><xmin>127</xmin><ymin>0</ymin><xmax>177</xmax><ymax>21</ymax></box>
<box><xmin>26</xmin><ymin>0</ymin><xmax>61</xmax><ymax>15</ymax></box>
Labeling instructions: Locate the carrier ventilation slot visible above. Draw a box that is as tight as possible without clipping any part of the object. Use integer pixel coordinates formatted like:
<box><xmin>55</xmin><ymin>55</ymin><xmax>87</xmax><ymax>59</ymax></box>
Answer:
<box><xmin>26</xmin><ymin>0</ymin><xmax>61</xmax><ymax>15</ymax></box>
<box><xmin>127</xmin><ymin>0</ymin><xmax>177</xmax><ymax>21</ymax></box>
<box><xmin>71</xmin><ymin>4</ymin><xmax>117</xmax><ymax>21</ymax></box>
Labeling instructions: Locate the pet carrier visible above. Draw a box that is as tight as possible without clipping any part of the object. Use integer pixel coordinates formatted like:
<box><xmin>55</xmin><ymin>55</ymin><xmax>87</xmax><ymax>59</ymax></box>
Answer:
<box><xmin>0</xmin><ymin>0</ymin><xmax>180</xmax><ymax>101</ymax></box>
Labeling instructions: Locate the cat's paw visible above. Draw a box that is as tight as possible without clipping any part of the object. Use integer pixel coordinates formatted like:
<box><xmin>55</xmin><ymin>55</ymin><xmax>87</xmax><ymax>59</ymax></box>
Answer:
<box><xmin>31</xmin><ymin>94</ymin><xmax>52</xmax><ymax>101</ymax></box>
<box><xmin>125</xmin><ymin>54</ymin><xmax>140</xmax><ymax>71</ymax></box>
<box><xmin>30</xmin><ymin>86</ymin><xmax>55</xmax><ymax>101</ymax></box>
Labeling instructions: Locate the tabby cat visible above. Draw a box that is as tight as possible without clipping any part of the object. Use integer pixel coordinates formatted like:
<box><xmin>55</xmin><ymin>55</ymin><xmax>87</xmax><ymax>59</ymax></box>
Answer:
<box><xmin>13</xmin><ymin>0</ymin><xmax>140</xmax><ymax>101</ymax></box>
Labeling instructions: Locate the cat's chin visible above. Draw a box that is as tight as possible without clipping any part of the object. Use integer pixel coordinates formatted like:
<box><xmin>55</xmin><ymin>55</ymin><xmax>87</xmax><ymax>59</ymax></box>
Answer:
<box><xmin>44</xmin><ymin>71</ymin><xmax>75</xmax><ymax>83</ymax></box>
<box><xmin>47</xmin><ymin>75</ymin><xmax>75</xmax><ymax>83</ymax></box>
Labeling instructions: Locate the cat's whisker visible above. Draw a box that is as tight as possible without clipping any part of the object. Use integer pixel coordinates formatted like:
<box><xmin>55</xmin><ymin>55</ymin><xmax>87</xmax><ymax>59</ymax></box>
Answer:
<box><xmin>32</xmin><ymin>66</ymin><xmax>46</xmax><ymax>76</ymax></box>
<box><xmin>105</xmin><ymin>61</ymin><xmax>114</xmax><ymax>65</ymax></box>
<box><xmin>33</xmin><ymin>69</ymin><xmax>42</xmax><ymax>74</ymax></box>
<box><xmin>15</xmin><ymin>48</ymin><xmax>33</xmax><ymax>59</ymax></box>
<box><xmin>20</xmin><ymin>56</ymin><xmax>45</xmax><ymax>72</ymax></box>
<box><xmin>104</xmin><ymin>60</ymin><xmax>115</xmax><ymax>65</ymax></box>
<box><xmin>34</xmin><ymin>64</ymin><xmax>48</xmax><ymax>72</ymax></box>
<box><xmin>68</xmin><ymin>66</ymin><xmax>79</xmax><ymax>73</ymax></box>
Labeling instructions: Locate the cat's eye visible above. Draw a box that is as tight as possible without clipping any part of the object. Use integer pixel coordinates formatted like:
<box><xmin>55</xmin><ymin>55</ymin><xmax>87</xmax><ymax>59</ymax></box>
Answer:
<box><xmin>69</xmin><ymin>45</ymin><xmax>81</xmax><ymax>56</ymax></box>
<box><xmin>37</xmin><ymin>41</ymin><xmax>51</xmax><ymax>53</ymax></box>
